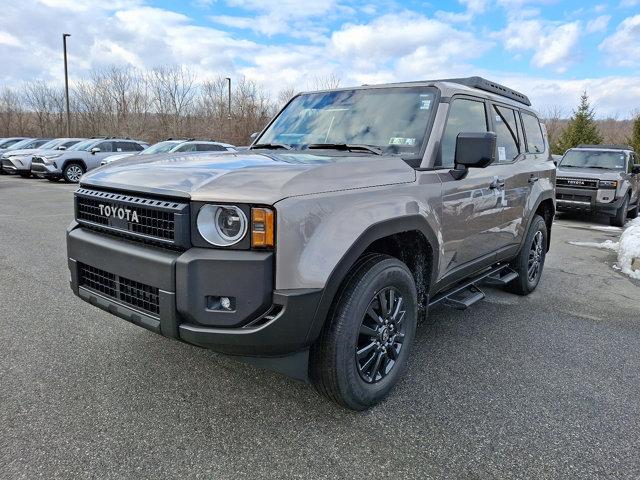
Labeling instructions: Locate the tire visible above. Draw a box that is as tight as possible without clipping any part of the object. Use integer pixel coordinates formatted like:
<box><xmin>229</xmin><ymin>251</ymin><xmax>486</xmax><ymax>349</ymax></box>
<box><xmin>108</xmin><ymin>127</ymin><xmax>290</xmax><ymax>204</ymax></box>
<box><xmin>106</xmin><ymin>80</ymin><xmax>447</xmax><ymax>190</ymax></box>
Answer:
<box><xmin>610</xmin><ymin>195</ymin><xmax>629</xmax><ymax>227</ymax></box>
<box><xmin>310</xmin><ymin>254</ymin><xmax>418</xmax><ymax>410</ymax></box>
<box><xmin>63</xmin><ymin>162</ymin><xmax>85</xmax><ymax>183</ymax></box>
<box><xmin>628</xmin><ymin>195</ymin><xmax>639</xmax><ymax>220</ymax></box>
<box><xmin>506</xmin><ymin>214</ymin><xmax>548</xmax><ymax>296</ymax></box>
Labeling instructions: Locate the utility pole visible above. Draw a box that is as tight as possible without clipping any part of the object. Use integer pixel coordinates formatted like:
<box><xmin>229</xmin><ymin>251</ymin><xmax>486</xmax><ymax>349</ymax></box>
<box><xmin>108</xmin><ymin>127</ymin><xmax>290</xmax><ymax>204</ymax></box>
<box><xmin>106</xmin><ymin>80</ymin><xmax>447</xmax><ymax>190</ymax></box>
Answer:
<box><xmin>63</xmin><ymin>33</ymin><xmax>71</xmax><ymax>137</ymax></box>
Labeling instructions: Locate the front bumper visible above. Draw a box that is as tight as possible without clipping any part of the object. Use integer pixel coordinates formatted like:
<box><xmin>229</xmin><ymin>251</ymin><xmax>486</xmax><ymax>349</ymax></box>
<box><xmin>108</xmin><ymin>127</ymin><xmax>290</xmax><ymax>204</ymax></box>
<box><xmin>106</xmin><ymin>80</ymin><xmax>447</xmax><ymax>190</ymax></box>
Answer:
<box><xmin>1</xmin><ymin>158</ymin><xmax>28</xmax><ymax>174</ymax></box>
<box><xmin>67</xmin><ymin>224</ymin><xmax>322</xmax><ymax>367</ymax></box>
<box><xmin>31</xmin><ymin>160</ymin><xmax>61</xmax><ymax>178</ymax></box>
<box><xmin>556</xmin><ymin>187</ymin><xmax>623</xmax><ymax>216</ymax></box>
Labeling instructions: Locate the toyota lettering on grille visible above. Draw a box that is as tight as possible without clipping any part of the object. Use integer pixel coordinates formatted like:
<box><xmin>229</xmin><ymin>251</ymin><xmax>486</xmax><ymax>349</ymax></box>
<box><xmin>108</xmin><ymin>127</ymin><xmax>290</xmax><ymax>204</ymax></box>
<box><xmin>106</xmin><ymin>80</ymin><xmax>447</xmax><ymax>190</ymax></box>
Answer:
<box><xmin>98</xmin><ymin>204</ymin><xmax>140</xmax><ymax>223</ymax></box>
<box><xmin>566</xmin><ymin>179</ymin><xmax>585</xmax><ymax>185</ymax></box>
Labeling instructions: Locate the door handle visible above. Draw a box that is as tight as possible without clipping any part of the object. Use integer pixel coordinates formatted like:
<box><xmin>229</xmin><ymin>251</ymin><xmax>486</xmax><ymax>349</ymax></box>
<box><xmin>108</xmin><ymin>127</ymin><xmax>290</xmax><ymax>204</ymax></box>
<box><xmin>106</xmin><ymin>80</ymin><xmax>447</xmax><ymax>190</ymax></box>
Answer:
<box><xmin>489</xmin><ymin>177</ymin><xmax>505</xmax><ymax>189</ymax></box>
<box><xmin>528</xmin><ymin>175</ymin><xmax>539</xmax><ymax>184</ymax></box>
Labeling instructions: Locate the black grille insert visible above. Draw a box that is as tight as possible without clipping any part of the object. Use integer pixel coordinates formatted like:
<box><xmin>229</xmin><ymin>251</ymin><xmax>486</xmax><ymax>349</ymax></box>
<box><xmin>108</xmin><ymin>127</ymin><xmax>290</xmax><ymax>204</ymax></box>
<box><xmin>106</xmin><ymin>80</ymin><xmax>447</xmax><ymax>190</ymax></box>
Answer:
<box><xmin>75</xmin><ymin>188</ymin><xmax>189</xmax><ymax>248</ymax></box>
<box><xmin>556</xmin><ymin>178</ymin><xmax>598</xmax><ymax>189</ymax></box>
<box><xmin>78</xmin><ymin>263</ymin><xmax>160</xmax><ymax>316</ymax></box>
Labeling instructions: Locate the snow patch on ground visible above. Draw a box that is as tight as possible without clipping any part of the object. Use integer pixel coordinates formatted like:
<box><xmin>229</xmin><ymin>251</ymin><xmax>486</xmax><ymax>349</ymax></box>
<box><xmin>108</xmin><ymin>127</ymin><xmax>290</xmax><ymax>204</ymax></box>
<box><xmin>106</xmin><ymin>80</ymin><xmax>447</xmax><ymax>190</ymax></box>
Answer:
<box><xmin>568</xmin><ymin>240</ymin><xmax>619</xmax><ymax>251</ymax></box>
<box><xmin>619</xmin><ymin>218</ymin><xmax>640</xmax><ymax>280</ymax></box>
<box><xmin>568</xmin><ymin>218</ymin><xmax>640</xmax><ymax>280</ymax></box>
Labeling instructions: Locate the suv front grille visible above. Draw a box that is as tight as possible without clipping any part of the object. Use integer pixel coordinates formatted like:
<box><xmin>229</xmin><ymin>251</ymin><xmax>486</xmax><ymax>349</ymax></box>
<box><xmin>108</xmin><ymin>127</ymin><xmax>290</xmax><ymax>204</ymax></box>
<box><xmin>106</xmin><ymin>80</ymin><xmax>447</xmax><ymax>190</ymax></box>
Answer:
<box><xmin>78</xmin><ymin>263</ymin><xmax>160</xmax><ymax>316</ymax></box>
<box><xmin>556</xmin><ymin>177</ymin><xmax>598</xmax><ymax>189</ymax></box>
<box><xmin>75</xmin><ymin>188</ymin><xmax>189</xmax><ymax>249</ymax></box>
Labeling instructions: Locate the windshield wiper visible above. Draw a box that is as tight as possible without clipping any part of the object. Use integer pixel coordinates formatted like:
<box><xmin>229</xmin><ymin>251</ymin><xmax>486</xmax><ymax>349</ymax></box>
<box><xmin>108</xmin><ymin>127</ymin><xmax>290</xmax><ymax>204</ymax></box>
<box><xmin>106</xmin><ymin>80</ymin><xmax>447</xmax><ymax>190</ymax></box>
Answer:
<box><xmin>306</xmin><ymin>143</ymin><xmax>383</xmax><ymax>155</ymax></box>
<box><xmin>251</xmin><ymin>143</ymin><xmax>292</xmax><ymax>150</ymax></box>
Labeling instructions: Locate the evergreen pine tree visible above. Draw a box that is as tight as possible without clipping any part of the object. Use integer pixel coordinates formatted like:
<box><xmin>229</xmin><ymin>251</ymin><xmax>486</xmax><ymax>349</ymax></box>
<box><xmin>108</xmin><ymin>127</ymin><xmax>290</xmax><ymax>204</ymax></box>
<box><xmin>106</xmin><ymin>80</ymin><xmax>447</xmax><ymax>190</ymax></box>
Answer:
<box><xmin>630</xmin><ymin>113</ymin><xmax>640</xmax><ymax>153</ymax></box>
<box><xmin>557</xmin><ymin>92</ymin><xmax>603</xmax><ymax>153</ymax></box>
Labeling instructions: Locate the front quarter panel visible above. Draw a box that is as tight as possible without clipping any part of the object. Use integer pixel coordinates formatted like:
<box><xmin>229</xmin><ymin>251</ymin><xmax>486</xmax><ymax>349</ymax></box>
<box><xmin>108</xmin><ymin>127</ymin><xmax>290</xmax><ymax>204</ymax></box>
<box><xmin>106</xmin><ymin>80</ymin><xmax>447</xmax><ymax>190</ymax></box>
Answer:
<box><xmin>273</xmin><ymin>177</ymin><xmax>442</xmax><ymax>290</ymax></box>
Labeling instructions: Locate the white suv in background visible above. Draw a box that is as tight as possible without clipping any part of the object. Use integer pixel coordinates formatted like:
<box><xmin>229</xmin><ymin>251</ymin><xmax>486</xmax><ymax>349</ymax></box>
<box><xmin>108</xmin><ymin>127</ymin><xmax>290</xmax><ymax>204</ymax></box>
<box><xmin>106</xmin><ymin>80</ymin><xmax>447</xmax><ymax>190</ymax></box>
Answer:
<box><xmin>100</xmin><ymin>139</ymin><xmax>237</xmax><ymax>166</ymax></box>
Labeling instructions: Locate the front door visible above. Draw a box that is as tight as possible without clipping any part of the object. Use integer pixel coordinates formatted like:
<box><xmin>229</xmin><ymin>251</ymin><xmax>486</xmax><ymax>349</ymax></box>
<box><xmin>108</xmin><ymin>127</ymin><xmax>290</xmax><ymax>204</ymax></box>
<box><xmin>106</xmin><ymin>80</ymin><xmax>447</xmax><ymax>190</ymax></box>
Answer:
<box><xmin>437</xmin><ymin>96</ymin><xmax>507</xmax><ymax>279</ymax></box>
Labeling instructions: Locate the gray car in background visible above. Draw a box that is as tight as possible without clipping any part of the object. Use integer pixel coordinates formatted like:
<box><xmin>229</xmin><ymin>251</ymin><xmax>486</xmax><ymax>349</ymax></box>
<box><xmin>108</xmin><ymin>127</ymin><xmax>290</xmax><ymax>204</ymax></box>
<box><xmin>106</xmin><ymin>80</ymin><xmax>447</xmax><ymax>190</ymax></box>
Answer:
<box><xmin>556</xmin><ymin>145</ymin><xmax>640</xmax><ymax>226</ymax></box>
<box><xmin>1</xmin><ymin>138</ymin><xmax>84</xmax><ymax>177</ymax></box>
<box><xmin>0</xmin><ymin>137</ymin><xmax>30</xmax><ymax>151</ymax></box>
<box><xmin>100</xmin><ymin>139</ymin><xmax>237</xmax><ymax>166</ymax></box>
<box><xmin>31</xmin><ymin>137</ymin><xmax>149</xmax><ymax>183</ymax></box>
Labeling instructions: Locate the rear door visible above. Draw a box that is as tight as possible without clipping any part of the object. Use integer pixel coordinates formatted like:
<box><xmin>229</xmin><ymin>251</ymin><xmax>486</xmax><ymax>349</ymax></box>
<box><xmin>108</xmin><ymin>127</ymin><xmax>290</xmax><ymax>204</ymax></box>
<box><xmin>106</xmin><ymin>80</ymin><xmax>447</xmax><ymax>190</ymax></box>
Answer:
<box><xmin>437</xmin><ymin>96</ymin><xmax>507</xmax><ymax>278</ymax></box>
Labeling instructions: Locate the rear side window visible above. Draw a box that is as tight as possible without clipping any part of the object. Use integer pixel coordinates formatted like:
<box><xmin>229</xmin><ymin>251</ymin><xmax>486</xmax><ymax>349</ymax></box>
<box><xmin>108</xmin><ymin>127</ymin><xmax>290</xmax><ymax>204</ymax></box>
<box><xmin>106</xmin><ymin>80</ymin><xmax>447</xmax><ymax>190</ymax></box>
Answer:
<box><xmin>493</xmin><ymin>105</ymin><xmax>520</xmax><ymax>162</ymax></box>
<box><xmin>521</xmin><ymin>112</ymin><xmax>545</xmax><ymax>154</ymax></box>
<box><xmin>439</xmin><ymin>98</ymin><xmax>488</xmax><ymax>167</ymax></box>
<box><xmin>196</xmin><ymin>143</ymin><xmax>225</xmax><ymax>151</ymax></box>
<box><xmin>116</xmin><ymin>142</ymin><xmax>141</xmax><ymax>152</ymax></box>
<box><xmin>174</xmin><ymin>143</ymin><xmax>197</xmax><ymax>152</ymax></box>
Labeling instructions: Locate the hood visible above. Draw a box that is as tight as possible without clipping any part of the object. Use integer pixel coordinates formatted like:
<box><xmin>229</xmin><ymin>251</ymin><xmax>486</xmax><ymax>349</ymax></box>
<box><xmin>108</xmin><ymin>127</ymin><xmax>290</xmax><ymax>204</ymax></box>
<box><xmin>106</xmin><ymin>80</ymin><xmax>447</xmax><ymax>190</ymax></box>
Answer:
<box><xmin>81</xmin><ymin>151</ymin><xmax>417</xmax><ymax>204</ymax></box>
<box><xmin>557</xmin><ymin>166</ymin><xmax>622</xmax><ymax>180</ymax></box>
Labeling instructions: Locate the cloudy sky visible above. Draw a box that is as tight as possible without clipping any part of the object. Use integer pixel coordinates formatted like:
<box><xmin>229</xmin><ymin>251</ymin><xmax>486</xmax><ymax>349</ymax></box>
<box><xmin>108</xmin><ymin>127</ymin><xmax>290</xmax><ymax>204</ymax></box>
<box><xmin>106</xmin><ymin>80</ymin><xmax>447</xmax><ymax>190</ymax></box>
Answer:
<box><xmin>1</xmin><ymin>0</ymin><xmax>640</xmax><ymax>117</ymax></box>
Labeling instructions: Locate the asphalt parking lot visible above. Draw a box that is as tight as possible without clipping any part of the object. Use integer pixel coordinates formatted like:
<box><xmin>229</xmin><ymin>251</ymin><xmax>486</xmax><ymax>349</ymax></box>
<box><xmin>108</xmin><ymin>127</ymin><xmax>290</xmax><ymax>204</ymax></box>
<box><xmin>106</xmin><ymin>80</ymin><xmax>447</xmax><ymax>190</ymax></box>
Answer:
<box><xmin>1</xmin><ymin>174</ymin><xmax>639</xmax><ymax>479</ymax></box>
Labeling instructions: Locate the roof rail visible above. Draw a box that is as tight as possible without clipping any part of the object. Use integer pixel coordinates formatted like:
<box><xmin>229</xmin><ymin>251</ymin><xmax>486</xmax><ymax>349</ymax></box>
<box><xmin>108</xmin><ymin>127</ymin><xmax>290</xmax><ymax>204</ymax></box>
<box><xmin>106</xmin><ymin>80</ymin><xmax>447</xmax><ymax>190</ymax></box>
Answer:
<box><xmin>91</xmin><ymin>136</ymin><xmax>107</xmax><ymax>139</ymax></box>
<box><xmin>577</xmin><ymin>144</ymin><xmax>634</xmax><ymax>151</ymax></box>
<box><xmin>441</xmin><ymin>76</ymin><xmax>532</xmax><ymax>106</ymax></box>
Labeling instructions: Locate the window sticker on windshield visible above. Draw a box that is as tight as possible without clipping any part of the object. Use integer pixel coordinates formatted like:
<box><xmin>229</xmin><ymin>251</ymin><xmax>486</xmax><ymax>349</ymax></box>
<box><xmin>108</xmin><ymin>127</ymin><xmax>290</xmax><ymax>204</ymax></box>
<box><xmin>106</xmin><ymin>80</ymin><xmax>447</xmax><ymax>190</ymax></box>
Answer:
<box><xmin>498</xmin><ymin>146</ymin><xmax>507</xmax><ymax>162</ymax></box>
<box><xmin>389</xmin><ymin>137</ymin><xmax>416</xmax><ymax>146</ymax></box>
<box><xmin>495</xmin><ymin>115</ymin><xmax>502</xmax><ymax>123</ymax></box>
<box><xmin>420</xmin><ymin>99</ymin><xmax>431</xmax><ymax>110</ymax></box>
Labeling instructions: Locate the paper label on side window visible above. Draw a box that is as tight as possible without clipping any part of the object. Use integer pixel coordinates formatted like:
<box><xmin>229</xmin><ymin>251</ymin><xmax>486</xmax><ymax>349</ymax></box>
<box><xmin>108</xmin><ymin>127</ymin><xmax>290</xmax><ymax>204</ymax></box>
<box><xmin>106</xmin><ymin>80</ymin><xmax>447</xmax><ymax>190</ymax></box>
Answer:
<box><xmin>498</xmin><ymin>147</ymin><xmax>507</xmax><ymax>161</ymax></box>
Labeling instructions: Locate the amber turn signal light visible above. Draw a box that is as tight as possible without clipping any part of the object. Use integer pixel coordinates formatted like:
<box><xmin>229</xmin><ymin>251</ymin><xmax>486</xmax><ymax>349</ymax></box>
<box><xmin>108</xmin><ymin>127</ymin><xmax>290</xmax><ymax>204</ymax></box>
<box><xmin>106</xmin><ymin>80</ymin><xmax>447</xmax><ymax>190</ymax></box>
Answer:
<box><xmin>251</xmin><ymin>207</ymin><xmax>275</xmax><ymax>248</ymax></box>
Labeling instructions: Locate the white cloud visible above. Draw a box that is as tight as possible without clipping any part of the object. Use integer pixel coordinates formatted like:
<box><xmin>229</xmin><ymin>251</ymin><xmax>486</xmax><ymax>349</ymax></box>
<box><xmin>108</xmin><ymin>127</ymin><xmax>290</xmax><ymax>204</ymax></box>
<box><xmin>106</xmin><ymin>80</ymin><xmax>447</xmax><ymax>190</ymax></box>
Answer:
<box><xmin>435</xmin><ymin>0</ymin><xmax>488</xmax><ymax>23</ymax></box>
<box><xmin>620</xmin><ymin>0</ymin><xmax>640</xmax><ymax>7</ymax></box>
<box><xmin>496</xmin><ymin>17</ymin><xmax>581</xmax><ymax>72</ymax></box>
<box><xmin>586</xmin><ymin>15</ymin><xmax>611</xmax><ymax>33</ymax></box>
<box><xmin>599</xmin><ymin>15</ymin><xmax>640</xmax><ymax>66</ymax></box>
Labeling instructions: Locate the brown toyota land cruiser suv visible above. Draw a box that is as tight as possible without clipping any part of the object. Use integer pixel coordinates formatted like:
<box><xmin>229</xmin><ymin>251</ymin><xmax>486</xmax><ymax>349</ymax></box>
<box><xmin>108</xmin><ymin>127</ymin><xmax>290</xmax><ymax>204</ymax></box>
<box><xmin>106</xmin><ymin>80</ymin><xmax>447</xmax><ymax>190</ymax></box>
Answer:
<box><xmin>67</xmin><ymin>77</ymin><xmax>555</xmax><ymax>409</ymax></box>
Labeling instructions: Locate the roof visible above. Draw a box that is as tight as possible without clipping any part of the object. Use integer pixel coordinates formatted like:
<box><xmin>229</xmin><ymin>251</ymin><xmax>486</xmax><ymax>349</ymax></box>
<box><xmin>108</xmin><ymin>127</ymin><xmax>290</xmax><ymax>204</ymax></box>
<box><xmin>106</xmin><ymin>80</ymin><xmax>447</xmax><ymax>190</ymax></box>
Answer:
<box><xmin>575</xmin><ymin>144</ymin><xmax>634</xmax><ymax>151</ymax></box>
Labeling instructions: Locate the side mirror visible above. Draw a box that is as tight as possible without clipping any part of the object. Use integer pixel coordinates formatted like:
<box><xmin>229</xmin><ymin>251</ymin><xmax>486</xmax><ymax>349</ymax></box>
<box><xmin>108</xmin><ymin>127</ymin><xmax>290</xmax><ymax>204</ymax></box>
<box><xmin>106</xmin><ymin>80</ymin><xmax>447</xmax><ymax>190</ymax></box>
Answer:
<box><xmin>250</xmin><ymin>132</ymin><xmax>259</xmax><ymax>140</ymax></box>
<box><xmin>633</xmin><ymin>165</ymin><xmax>640</xmax><ymax>175</ymax></box>
<box><xmin>56</xmin><ymin>146</ymin><xmax>67</xmax><ymax>151</ymax></box>
<box><xmin>90</xmin><ymin>147</ymin><xmax>101</xmax><ymax>154</ymax></box>
<box><xmin>451</xmin><ymin>132</ymin><xmax>496</xmax><ymax>179</ymax></box>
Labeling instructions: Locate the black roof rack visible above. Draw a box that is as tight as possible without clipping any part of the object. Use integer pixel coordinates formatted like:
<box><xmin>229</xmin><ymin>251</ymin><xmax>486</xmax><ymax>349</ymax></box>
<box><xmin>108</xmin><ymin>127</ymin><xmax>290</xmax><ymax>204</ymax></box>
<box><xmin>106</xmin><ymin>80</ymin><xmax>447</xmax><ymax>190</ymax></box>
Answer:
<box><xmin>442</xmin><ymin>76</ymin><xmax>531</xmax><ymax>106</ymax></box>
<box><xmin>576</xmin><ymin>144</ymin><xmax>634</xmax><ymax>151</ymax></box>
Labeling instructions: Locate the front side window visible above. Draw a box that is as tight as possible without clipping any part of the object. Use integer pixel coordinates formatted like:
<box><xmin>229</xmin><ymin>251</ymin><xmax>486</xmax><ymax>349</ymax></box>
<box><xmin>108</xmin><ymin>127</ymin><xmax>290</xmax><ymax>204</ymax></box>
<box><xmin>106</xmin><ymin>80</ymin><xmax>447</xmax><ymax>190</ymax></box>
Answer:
<box><xmin>258</xmin><ymin>86</ymin><xmax>437</xmax><ymax>160</ymax></box>
<box><xmin>174</xmin><ymin>143</ymin><xmax>197</xmax><ymax>152</ymax></box>
<box><xmin>560</xmin><ymin>150</ymin><xmax>626</xmax><ymax>170</ymax></box>
<box><xmin>143</xmin><ymin>141</ymin><xmax>181</xmax><ymax>155</ymax></box>
<box><xmin>96</xmin><ymin>141</ymin><xmax>114</xmax><ymax>153</ymax></box>
<box><xmin>439</xmin><ymin>98</ymin><xmax>488</xmax><ymax>168</ymax></box>
<box><xmin>493</xmin><ymin>105</ymin><xmax>520</xmax><ymax>162</ymax></box>
<box><xmin>522</xmin><ymin>112</ymin><xmax>545</xmax><ymax>153</ymax></box>
<box><xmin>197</xmin><ymin>143</ymin><xmax>225</xmax><ymax>151</ymax></box>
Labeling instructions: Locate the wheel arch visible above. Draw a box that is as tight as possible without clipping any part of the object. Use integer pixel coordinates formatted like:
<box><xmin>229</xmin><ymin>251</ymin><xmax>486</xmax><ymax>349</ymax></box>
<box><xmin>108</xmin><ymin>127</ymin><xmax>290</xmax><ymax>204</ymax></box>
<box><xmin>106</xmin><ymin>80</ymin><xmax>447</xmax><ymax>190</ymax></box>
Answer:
<box><xmin>530</xmin><ymin>195</ymin><xmax>555</xmax><ymax>252</ymax></box>
<box><xmin>304</xmin><ymin>215</ymin><xmax>440</xmax><ymax>345</ymax></box>
<box><xmin>62</xmin><ymin>158</ymin><xmax>87</xmax><ymax>172</ymax></box>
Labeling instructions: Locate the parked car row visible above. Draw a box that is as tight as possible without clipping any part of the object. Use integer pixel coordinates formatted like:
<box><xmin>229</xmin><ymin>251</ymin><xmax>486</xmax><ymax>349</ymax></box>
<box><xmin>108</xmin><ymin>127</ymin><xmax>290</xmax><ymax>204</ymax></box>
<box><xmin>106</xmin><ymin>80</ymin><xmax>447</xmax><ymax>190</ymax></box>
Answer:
<box><xmin>0</xmin><ymin>136</ymin><xmax>237</xmax><ymax>183</ymax></box>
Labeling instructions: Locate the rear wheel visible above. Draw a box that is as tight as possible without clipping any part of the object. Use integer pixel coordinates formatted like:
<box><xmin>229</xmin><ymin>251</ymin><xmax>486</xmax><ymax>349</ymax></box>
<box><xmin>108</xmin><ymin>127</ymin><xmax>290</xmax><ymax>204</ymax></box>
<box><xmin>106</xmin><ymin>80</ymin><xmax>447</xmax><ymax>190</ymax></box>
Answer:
<box><xmin>610</xmin><ymin>195</ymin><xmax>629</xmax><ymax>227</ymax></box>
<box><xmin>507</xmin><ymin>214</ymin><xmax>547</xmax><ymax>296</ymax></box>
<box><xmin>310</xmin><ymin>254</ymin><xmax>417</xmax><ymax>410</ymax></box>
<box><xmin>63</xmin><ymin>163</ymin><xmax>84</xmax><ymax>183</ymax></box>
<box><xmin>628</xmin><ymin>195</ymin><xmax>639</xmax><ymax>220</ymax></box>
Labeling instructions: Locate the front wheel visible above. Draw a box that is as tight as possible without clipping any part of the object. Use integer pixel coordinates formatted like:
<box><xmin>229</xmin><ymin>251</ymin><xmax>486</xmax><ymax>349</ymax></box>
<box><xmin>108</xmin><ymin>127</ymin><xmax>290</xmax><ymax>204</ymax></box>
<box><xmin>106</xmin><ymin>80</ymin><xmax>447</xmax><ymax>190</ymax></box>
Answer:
<box><xmin>63</xmin><ymin>163</ymin><xmax>85</xmax><ymax>183</ymax></box>
<box><xmin>610</xmin><ymin>195</ymin><xmax>629</xmax><ymax>227</ymax></box>
<box><xmin>310</xmin><ymin>254</ymin><xmax>418</xmax><ymax>410</ymax></box>
<box><xmin>507</xmin><ymin>215</ymin><xmax>548</xmax><ymax>296</ymax></box>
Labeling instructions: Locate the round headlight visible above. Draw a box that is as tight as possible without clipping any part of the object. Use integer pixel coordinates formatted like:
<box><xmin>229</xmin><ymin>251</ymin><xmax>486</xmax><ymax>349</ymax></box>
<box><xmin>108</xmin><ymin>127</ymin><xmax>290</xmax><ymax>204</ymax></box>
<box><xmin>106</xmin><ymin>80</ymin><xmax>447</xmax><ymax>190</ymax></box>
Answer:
<box><xmin>197</xmin><ymin>205</ymin><xmax>248</xmax><ymax>246</ymax></box>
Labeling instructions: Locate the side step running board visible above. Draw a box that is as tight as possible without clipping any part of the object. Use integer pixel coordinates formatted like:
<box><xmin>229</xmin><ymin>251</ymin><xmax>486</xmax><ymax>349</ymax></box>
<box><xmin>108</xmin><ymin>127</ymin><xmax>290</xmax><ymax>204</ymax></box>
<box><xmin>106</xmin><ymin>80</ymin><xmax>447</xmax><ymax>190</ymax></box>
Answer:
<box><xmin>483</xmin><ymin>268</ymin><xmax>518</xmax><ymax>286</ymax></box>
<box><xmin>429</xmin><ymin>264</ymin><xmax>516</xmax><ymax>310</ymax></box>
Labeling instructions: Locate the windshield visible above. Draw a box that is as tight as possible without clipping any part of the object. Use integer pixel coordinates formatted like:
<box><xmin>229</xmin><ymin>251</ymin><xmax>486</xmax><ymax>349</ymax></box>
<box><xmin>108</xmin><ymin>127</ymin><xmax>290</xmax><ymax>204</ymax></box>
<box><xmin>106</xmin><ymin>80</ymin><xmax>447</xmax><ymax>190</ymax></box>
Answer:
<box><xmin>560</xmin><ymin>150</ymin><xmax>626</xmax><ymax>170</ymax></box>
<box><xmin>68</xmin><ymin>139</ymin><xmax>97</xmax><ymax>151</ymax></box>
<box><xmin>257</xmin><ymin>87</ymin><xmax>437</xmax><ymax>158</ymax></box>
<box><xmin>143</xmin><ymin>141</ymin><xmax>181</xmax><ymax>155</ymax></box>
<box><xmin>39</xmin><ymin>139</ymin><xmax>65</xmax><ymax>150</ymax></box>
<box><xmin>6</xmin><ymin>139</ymin><xmax>33</xmax><ymax>150</ymax></box>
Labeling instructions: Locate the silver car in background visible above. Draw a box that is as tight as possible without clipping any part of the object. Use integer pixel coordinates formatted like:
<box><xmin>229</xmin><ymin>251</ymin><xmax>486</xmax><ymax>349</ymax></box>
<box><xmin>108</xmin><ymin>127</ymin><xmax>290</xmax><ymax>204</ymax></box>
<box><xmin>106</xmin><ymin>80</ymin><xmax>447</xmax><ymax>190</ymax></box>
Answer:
<box><xmin>100</xmin><ymin>139</ymin><xmax>237</xmax><ymax>166</ymax></box>
<box><xmin>1</xmin><ymin>138</ymin><xmax>84</xmax><ymax>177</ymax></box>
<box><xmin>31</xmin><ymin>137</ymin><xmax>149</xmax><ymax>183</ymax></box>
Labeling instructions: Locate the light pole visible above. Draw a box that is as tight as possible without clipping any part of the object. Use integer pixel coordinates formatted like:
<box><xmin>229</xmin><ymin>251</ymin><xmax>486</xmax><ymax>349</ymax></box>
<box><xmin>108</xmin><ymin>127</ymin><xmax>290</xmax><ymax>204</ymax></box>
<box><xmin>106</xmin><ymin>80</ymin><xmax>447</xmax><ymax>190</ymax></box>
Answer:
<box><xmin>225</xmin><ymin>77</ymin><xmax>231</xmax><ymax>118</ymax></box>
<box><xmin>62</xmin><ymin>33</ymin><xmax>71</xmax><ymax>137</ymax></box>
